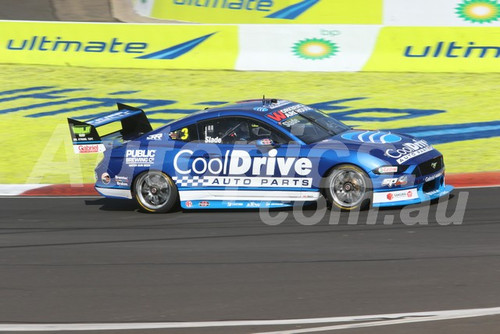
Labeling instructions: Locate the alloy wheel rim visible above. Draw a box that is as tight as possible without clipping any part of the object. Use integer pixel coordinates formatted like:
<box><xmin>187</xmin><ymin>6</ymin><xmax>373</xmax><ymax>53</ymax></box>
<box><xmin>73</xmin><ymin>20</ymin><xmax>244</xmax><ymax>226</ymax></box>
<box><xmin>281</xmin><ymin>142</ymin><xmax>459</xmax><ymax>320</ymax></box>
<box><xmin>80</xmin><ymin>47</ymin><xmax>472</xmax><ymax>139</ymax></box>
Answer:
<box><xmin>136</xmin><ymin>172</ymin><xmax>171</xmax><ymax>210</ymax></box>
<box><xmin>330</xmin><ymin>169</ymin><xmax>366</xmax><ymax>208</ymax></box>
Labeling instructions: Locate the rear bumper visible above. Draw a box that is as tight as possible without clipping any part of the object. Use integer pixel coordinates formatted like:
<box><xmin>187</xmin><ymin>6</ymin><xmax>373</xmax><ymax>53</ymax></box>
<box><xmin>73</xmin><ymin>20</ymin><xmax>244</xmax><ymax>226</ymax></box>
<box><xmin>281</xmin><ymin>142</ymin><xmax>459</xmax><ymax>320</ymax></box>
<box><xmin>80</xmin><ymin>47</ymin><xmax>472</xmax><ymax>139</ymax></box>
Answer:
<box><xmin>95</xmin><ymin>186</ymin><xmax>132</xmax><ymax>199</ymax></box>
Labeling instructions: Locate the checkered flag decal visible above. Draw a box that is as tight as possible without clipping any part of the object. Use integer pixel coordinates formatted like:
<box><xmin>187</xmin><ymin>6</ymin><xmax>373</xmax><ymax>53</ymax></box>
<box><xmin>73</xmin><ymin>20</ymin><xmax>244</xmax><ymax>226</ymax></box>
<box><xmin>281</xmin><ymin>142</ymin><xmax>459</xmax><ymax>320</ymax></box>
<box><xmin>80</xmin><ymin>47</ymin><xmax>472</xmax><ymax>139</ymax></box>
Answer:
<box><xmin>172</xmin><ymin>176</ymin><xmax>209</xmax><ymax>187</ymax></box>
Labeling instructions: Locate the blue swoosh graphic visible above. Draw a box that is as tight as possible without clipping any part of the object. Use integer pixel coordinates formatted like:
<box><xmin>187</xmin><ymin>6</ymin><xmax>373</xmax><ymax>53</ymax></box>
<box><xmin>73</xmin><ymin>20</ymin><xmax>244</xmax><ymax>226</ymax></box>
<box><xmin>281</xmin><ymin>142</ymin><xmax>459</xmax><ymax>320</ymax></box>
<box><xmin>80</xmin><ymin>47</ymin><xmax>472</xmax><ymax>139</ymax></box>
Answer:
<box><xmin>1</xmin><ymin>87</ymin><xmax>496</xmax><ymax>146</ymax></box>
<box><xmin>341</xmin><ymin>131</ymin><xmax>402</xmax><ymax>144</ymax></box>
<box><xmin>266</xmin><ymin>0</ymin><xmax>319</xmax><ymax>19</ymax></box>
<box><xmin>136</xmin><ymin>33</ymin><xmax>216</xmax><ymax>60</ymax></box>
<box><xmin>389</xmin><ymin>121</ymin><xmax>500</xmax><ymax>145</ymax></box>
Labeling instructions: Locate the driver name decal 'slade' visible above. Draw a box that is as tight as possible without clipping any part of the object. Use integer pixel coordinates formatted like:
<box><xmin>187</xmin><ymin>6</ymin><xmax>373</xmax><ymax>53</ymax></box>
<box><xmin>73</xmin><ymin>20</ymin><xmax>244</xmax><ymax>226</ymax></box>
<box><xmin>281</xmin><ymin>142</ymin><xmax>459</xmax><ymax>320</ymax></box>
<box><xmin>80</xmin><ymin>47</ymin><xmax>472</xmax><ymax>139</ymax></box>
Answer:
<box><xmin>172</xmin><ymin>149</ymin><xmax>313</xmax><ymax>188</ymax></box>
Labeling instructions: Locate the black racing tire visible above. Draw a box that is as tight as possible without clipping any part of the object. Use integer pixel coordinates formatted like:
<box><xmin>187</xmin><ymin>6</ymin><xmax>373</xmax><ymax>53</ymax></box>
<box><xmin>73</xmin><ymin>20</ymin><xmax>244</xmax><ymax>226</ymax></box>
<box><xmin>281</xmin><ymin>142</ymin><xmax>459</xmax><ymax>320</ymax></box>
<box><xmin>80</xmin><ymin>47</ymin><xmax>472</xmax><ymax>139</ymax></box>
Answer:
<box><xmin>324</xmin><ymin>164</ymin><xmax>372</xmax><ymax>211</ymax></box>
<box><xmin>133</xmin><ymin>171</ymin><xmax>178</xmax><ymax>213</ymax></box>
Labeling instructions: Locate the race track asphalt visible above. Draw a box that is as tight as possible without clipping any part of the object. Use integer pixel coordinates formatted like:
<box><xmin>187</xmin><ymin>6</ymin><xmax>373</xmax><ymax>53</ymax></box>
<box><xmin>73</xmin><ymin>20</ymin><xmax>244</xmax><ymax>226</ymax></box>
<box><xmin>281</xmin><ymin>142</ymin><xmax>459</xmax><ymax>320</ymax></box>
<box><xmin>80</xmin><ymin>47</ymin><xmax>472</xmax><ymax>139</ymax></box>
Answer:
<box><xmin>0</xmin><ymin>187</ymin><xmax>499</xmax><ymax>333</ymax></box>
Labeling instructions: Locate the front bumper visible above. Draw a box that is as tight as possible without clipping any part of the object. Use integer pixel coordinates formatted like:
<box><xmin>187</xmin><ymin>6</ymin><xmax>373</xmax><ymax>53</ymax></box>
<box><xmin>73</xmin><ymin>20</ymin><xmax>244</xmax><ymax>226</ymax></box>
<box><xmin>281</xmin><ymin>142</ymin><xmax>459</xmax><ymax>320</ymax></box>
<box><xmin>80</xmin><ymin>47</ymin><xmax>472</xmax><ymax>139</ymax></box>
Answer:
<box><xmin>372</xmin><ymin>174</ymin><xmax>453</xmax><ymax>207</ymax></box>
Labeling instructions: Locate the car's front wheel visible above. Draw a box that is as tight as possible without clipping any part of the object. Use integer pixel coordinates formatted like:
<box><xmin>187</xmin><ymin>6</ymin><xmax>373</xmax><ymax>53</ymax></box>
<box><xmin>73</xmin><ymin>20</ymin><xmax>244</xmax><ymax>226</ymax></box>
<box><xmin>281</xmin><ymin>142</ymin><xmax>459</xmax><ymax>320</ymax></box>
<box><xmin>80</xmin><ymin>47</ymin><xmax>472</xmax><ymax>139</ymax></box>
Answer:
<box><xmin>134</xmin><ymin>171</ymin><xmax>178</xmax><ymax>213</ymax></box>
<box><xmin>325</xmin><ymin>164</ymin><xmax>372</xmax><ymax>211</ymax></box>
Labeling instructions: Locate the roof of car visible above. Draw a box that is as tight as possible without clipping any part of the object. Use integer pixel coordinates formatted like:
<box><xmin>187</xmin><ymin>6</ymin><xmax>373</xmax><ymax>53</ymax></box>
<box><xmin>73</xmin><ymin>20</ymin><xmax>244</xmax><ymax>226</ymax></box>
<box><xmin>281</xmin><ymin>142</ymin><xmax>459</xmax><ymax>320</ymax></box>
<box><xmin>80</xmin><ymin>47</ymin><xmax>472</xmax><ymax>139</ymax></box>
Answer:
<box><xmin>158</xmin><ymin>99</ymin><xmax>307</xmax><ymax>131</ymax></box>
<box><xmin>187</xmin><ymin>99</ymin><xmax>299</xmax><ymax>119</ymax></box>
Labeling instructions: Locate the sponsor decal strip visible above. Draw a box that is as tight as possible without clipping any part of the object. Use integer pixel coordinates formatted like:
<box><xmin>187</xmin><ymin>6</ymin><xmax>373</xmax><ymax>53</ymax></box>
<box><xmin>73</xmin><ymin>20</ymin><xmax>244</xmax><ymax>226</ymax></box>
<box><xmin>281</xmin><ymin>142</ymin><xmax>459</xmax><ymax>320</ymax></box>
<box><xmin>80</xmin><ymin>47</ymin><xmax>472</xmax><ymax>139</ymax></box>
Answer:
<box><xmin>73</xmin><ymin>143</ymin><xmax>106</xmax><ymax>154</ymax></box>
<box><xmin>372</xmin><ymin>188</ymin><xmax>418</xmax><ymax>204</ymax></box>
<box><xmin>173</xmin><ymin>176</ymin><xmax>312</xmax><ymax>188</ymax></box>
<box><xmin>2</xmin><ymin>173</ymin><xmax>500</xmax><ymax>197</ymax></box>
<box><xmin>381</xmin><ymin>175</ymin><xmax>408</xmax><ymax>188</ymax></box>
<box><xmin>179</xmin><ymin>190</ymin><xmax>320</xmax><ymax>202</ymax></box>
<box><xmin>125</xmin><ymin>149</ymin><xmax>156</xmax><ymax>167</ymax></box>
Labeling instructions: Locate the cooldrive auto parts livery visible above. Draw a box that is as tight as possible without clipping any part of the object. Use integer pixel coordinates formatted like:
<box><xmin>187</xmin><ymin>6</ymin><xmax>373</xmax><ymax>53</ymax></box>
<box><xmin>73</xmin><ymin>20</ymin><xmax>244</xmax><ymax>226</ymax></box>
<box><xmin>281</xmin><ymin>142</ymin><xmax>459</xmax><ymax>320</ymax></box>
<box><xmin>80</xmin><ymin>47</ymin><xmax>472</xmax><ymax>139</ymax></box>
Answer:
<box><xmin>68</xmin><ymin>99</ymin><xmax>453</xmax><ymax>213</ymax></box>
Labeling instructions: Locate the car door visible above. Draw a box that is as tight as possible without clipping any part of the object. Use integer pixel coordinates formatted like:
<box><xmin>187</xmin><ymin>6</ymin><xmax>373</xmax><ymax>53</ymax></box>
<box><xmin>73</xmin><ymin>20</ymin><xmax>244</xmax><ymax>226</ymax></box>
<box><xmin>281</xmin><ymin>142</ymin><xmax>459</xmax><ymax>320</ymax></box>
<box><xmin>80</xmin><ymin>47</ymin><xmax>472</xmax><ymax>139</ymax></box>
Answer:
<box><xmin>195</xmin><ymin>116</ymin><xmax>313</xmax><ymax>202</ymax></box>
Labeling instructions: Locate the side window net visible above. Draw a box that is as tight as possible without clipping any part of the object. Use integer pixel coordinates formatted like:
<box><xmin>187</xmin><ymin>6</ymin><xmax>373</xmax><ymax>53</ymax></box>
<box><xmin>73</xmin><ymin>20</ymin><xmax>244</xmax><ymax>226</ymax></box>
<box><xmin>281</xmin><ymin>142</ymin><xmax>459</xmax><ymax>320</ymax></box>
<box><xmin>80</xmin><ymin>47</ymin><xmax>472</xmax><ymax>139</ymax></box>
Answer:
<box><xmin>198</xmin><ymin>117</ymin><xmax>290</xmax><ymax>144</ymax></box>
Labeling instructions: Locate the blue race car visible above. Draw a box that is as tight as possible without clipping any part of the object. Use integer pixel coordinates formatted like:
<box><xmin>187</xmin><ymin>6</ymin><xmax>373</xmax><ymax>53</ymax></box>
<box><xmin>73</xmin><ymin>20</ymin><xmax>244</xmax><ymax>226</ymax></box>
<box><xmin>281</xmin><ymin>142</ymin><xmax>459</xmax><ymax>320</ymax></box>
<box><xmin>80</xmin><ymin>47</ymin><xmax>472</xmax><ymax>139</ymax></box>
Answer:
<box><xmin>68</xmin><ymin>99</ymin><xmax>453</xmax><ymax>213</ymax></box>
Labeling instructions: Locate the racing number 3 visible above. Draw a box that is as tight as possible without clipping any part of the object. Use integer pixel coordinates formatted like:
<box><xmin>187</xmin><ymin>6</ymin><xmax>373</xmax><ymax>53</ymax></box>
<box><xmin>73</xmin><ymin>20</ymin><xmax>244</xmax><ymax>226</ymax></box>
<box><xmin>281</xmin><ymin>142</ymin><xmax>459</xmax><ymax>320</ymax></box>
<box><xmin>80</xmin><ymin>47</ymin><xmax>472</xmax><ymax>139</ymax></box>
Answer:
<box><xmin>180</xmin><ymin>127</ymin><xmax>189</xmax><ymax>140</ymax></box>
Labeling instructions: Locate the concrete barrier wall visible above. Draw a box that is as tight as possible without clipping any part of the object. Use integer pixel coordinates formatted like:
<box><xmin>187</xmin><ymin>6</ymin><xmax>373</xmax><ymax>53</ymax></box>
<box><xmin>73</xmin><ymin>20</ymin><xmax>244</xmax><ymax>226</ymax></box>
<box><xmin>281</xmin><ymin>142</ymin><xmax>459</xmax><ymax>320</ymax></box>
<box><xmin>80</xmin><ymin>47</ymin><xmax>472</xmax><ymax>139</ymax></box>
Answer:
<box><xmin>0</xmin><ymin>20</ymin><xmax>498</xmax><ymax>72</ymax></box>
<box><xmin>0</xmin><ymin>21</ymin><xmax>238</xmax><ymax>69</ymax></box>
<box><xmin>135</xmin><ymin>0</ymin><xmax>383</xmax><ymax>24</ymax></box>
<box><xmin>136</xmin><ymin>0</ymin><xmax>500</xmax><ymax>26</ymax></box>
<box><xmin>384</xmin><ymin>0</ymin><xmax>500</xmax><ymax>26</ymax></box>
<box><xmin>363</xmin><ymin>27</ymin><xmax>500</xmax><ymax>72</ymax></box>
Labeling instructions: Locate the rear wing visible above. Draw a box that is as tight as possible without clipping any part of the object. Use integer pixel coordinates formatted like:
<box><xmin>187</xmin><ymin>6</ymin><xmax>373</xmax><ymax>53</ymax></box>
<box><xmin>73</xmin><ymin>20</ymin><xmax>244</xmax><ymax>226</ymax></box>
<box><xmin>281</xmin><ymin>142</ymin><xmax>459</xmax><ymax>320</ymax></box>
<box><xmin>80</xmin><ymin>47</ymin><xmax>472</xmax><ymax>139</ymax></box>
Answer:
<box><xmin>68</xmin><ymin>103</ymin><xmax>152</xmax><ymax>154</ymax></box>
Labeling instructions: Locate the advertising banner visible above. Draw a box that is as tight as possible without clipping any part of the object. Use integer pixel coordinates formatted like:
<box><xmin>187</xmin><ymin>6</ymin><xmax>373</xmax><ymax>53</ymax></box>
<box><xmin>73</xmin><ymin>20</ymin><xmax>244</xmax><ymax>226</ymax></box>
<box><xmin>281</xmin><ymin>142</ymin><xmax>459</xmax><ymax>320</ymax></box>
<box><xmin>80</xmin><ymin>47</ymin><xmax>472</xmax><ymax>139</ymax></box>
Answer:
<box><xmin>149</xmin><ymin>0</ymin><xmax>383</xmax><ymax>24</ymax></box>
<box><xmin>1</xmin><ymin>21</ymin><xmax>497</xmax><ymax>73</ymax></box>
<box><xmin>363</xmin><ymin>27</ymin><xmax>500</xmax><ymax>72</ymax></box>
<box><xmin>236</xmin><ymin>25</ymin><xmax>380</xmax><ymax>71</ymax></box>
<box><xmin>0</xmin><ymin>21</ymin><xmax>239</xmax><ymax>69</ymax></box>
<box><xmin>384</xmin><ymin>0</ymin><xmax>500</xmax><ymax>26</ymax></box>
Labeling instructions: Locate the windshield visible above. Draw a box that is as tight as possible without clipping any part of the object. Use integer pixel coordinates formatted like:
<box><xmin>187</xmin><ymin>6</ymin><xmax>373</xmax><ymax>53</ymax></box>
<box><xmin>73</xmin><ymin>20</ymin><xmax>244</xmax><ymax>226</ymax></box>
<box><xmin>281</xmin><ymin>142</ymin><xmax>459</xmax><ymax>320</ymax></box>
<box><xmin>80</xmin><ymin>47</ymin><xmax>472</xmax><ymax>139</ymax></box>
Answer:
<box><xmin>268</xmin><ymin>106</ymin><xmax>350</xmax><ymax>144</ymax></box>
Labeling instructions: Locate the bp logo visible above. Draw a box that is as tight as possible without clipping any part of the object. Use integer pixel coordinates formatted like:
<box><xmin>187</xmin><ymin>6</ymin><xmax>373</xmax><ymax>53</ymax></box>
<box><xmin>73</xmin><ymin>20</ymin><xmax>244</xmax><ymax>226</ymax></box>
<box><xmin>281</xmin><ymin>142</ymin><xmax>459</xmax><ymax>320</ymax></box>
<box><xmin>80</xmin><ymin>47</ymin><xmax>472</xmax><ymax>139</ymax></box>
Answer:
<box><xmin>292</xmin><ymin>38</ymin><xmax>339</xmax><ymax>60</ymax></box>
<box><xmin>455</xmin><ymin>0</ymin><xmax>500</xmax><ymax>23</ymax></box>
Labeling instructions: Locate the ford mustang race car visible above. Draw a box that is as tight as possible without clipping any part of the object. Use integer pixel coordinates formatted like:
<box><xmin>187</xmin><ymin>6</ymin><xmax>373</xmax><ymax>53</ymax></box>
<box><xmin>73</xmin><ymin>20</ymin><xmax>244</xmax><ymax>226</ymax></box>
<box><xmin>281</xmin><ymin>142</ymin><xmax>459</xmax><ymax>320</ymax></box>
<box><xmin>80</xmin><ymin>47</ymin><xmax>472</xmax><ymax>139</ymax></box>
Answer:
<box><xmin>68</xmin><ymin>99</ymin><xmax>453</xmax><ymax>213</ymax></box>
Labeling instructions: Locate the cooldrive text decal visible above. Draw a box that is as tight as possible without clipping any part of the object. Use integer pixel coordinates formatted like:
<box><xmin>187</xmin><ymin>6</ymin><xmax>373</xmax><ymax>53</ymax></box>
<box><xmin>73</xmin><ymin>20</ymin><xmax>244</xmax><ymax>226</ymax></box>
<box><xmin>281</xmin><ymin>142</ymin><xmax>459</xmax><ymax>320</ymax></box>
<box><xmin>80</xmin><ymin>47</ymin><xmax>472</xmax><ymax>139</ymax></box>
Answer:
<box><xmin>385</xmin><ymin>139</ymin><xmax>433</xmax><ymax>164</ymax></box>
<box><xmin>173</xmin><ymin>149</ymin><xmax>312</xmax><ymax>176</ymax></box>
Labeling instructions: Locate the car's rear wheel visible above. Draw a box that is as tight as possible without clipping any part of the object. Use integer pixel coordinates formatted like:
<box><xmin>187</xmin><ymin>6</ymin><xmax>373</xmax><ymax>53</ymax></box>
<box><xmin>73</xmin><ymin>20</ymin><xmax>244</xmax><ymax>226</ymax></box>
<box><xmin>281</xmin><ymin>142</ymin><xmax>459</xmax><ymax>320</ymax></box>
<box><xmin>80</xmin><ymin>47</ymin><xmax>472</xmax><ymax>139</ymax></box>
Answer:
<box><xmin>134</xmin><ymin>171</ymin><xmax>178</xmax><ymax>213</ymax></box>
<box><xmin>325</xmin><ymin>164</ymin><xmax>372</xmax><ymax>211</ymax></box>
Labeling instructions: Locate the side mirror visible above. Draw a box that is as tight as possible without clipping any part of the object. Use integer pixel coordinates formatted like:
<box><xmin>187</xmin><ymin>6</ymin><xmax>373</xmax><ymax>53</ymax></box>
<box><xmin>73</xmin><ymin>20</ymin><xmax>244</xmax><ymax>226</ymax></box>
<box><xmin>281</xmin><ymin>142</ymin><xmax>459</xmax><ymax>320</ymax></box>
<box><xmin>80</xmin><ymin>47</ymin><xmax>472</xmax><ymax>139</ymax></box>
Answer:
<box><xmin>255</xmin><ymin>138</ymin><xmax>279</xmax><ymax>147</ymax></box>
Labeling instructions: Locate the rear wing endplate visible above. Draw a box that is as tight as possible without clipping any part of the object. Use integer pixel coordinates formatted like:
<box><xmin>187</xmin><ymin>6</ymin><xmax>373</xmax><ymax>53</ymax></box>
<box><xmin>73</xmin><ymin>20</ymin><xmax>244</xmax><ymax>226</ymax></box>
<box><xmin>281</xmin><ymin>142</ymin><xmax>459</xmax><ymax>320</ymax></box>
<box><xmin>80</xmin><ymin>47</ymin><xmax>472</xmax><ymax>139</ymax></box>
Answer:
<box><xmin>68</xmin><ymin>103</ymin><xmax>152</xmax><ymax>154</ymax></box>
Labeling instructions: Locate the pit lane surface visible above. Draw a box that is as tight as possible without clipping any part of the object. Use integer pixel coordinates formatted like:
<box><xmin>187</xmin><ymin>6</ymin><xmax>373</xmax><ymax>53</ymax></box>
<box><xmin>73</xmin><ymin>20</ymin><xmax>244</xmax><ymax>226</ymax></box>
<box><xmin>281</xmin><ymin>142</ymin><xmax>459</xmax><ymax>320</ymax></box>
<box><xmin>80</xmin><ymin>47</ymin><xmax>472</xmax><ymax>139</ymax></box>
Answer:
<box><xmin>0</xmin><ymin>187</ymin><xmax>499</xmax><ymax>333</ymax></box>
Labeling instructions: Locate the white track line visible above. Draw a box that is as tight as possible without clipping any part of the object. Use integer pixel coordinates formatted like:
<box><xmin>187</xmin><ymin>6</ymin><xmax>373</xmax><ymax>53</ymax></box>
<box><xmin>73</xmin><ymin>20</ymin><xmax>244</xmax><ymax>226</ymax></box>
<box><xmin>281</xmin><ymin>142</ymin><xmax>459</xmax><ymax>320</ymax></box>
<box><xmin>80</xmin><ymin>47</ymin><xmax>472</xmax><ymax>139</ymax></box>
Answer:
<box><xmin>454</xmin><ymin>185</ymin><xmax>500</xmax><ymax>189</ymax></box>
<box><xmin>1</xmin><ymin>307</ymin><xmax>500</xmax><ymax>332</ymax></box>
<box><xmin>256</xmin><ymin>307</ymin><xmax>500</xmax><ymax>333</ymax></box>
<box><xmin>0</xmin><ymin>184</ymin><xmax>50</xmax><ymax>196</ymax></box>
